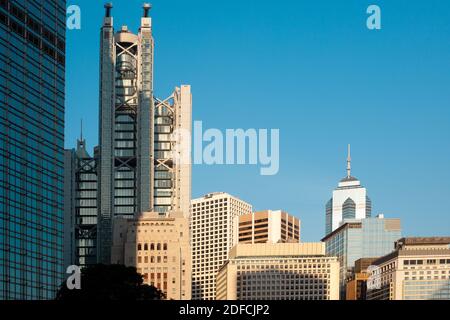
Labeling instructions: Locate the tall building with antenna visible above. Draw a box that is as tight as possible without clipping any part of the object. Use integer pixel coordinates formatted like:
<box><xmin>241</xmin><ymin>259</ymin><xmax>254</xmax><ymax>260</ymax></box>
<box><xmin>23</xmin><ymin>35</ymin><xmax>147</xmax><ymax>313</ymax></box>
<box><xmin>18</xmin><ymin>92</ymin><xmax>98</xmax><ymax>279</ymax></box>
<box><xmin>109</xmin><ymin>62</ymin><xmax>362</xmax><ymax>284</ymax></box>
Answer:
<box><xmin>97</xmin><ymin>3</ymin><xmax>192</xmax><ymax>263</ymax></box>
<box><xmin>325</xmin><ymin>145</ymin><xmax>372</xmax><ymax>236</ymax></box>
<box><xmin>64</xmin><ymin>121</ymin><xmax>98</xmax><ymax>269</ymax></box>
<box><xmin>64</xmin><ymin>4</ymin><xmax>192</xmax><ymax>267</ymax></box>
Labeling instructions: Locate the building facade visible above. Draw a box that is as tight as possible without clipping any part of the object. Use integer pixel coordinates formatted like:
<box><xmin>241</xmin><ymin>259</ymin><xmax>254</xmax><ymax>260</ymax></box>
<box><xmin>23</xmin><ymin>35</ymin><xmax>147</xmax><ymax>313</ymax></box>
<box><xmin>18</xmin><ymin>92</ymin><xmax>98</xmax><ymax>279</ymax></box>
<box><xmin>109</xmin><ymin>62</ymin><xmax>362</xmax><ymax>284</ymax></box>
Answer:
<box><xmin>97</xmin><ymin>4</ymin><xmax>192</xmax><ymax>264</ymax></box>
<box><xmin>111</xmin><ymin>211</ymin><xmax>191</xmax><ymax>300</ymax></box>
<box><xmin>0</xmin><ymin>0</ymin><xmax>66</xmax><ymax>299</ymax></box>
<box><xmin>325</xmin><ymin>145</ymin><xmax>371</xmax><ymax>236</ymax></box>
<box><xmin>367</xmin><ymin>237</ymin><xmax>450</xmax><ymax>300</ymax></box>
<box><xmin>216</xmin><ymin>243</ymin><xmax>339</xmax><ymax>300</ymax></box>
<box><xmin>191</xmin><ymin>192</ymin><xmax>252</xmax><ymax>300</ymax></box>
<box><xmin>61</xmin><ymin>5</ymin><xmax>192</xmax><ymax>266</ymax></box>
<box><xmin>64</xmin><ymin>136</ymin><xmax>98</xmax><ymax>269</ymax></box>
<box><xmin>322</xmin><ymin>215</ymin><xmax>401</xmax><ymax>298</ymax></box>
<box><xmin>345</xmin><ymin>257</ymin><xmax>377</xmax><ymax>300</ymax></box>
<box><xmin>238</xmin><ymin>210</ymin><xmax>300</xmax><ymax>244</ymax></box>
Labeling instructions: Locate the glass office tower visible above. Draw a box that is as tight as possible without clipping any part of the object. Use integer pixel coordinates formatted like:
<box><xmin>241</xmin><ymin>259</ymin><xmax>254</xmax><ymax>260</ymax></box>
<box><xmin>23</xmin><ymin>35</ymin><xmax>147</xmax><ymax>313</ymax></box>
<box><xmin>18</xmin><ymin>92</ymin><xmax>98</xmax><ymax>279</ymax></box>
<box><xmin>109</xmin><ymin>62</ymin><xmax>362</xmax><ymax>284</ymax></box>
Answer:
<box><xmin>0</xmin><ymin>0</ymin><xmax>66</xmax><ymax>299</ymax></box>
<box><xmin>322</xmin><ymin>215</ymin><xmax>401</xmax><ymax>299</ymax></box>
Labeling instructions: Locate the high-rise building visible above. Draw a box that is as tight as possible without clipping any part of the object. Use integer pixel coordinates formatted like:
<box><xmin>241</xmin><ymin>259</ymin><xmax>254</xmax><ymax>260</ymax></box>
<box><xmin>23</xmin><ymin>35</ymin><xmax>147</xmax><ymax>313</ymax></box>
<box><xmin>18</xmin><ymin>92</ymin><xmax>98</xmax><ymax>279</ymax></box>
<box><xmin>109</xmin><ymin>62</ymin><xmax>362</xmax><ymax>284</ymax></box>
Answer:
<box><xmin>216</xmin><ymin>243</ymin><xmax>339</xmax><ymax>300</ymax></box>
<box><xmin>0</xmin><ymin>0</ymin><xmax>66</xmax><ymax>299</ymax></box>
<box><xmin>238</xmin><ymin>210</ymin><xmax>300</xmax><ymax>244</ymax></box>
<box><xmin>325</xmin><ymin>145</ymin><xmax>371</xmax><ymax>236</ymax></box>
<box><xmin>345</xmin><ymin>257</ymin><xmax>377</xmax><ymax>300</ymax></box>
<box><xmin>64</xmin><ymin>134</ymin><xmax>98</xmax><ymax>269</ymax></box>
<box><xmin>321</xmin><ymin>215</ymin><xmax>401</xmax><ymax>298</ymax></box>
<box><xmin>191</xmin><ymin>192</ymin><xmax>252</xmax><ymax>300</ymax></box>
<box><xmin>96</xmin><ymin>4</ymin><xmax>192</xmax><ymax>264</ymax></box>
<box><xmin>367</xmin><ymin>237</ymin><xmax>450</xmax><ymax>300</ymax></box>
<box><xmin>111</xmin><ymin>211</ymin><xmax>191</xmax><ymax>300</ymax></box>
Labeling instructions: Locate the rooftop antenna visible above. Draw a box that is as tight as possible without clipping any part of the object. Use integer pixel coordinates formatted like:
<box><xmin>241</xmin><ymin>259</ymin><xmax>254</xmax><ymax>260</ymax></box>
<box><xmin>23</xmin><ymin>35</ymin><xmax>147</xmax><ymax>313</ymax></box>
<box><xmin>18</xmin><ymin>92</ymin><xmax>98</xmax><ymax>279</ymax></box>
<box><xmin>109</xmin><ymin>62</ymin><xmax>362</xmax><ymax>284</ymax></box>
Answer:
<box><xmin>104</xmin><ymin>3</ymin><xmax>113</xmax><ymax>17</ymax></box>
<box><xmin>143</xmin><ymin>3</ymin><xmax>152</xmax><ymax>17</ymax></box>
<box><xmin>347</xmin><ymin>144</ymin><xmax>351</xmax><ymax>178</ymax></box>
<box><xmin>80</xmin><ymin>119</ymin><xmax>83</xmax><ymax>141</ymax></box>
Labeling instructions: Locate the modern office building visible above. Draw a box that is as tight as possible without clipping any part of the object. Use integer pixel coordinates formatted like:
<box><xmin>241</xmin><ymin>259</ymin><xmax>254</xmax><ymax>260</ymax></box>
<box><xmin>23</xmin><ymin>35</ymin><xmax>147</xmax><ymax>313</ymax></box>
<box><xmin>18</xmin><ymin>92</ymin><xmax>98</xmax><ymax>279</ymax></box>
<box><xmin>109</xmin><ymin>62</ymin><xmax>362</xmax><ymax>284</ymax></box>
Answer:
<box><xmin>216</xmin><ymin>243</ymin><xmax>339</xmax><ymax>300</ymax></box>
<box><xmin>345</xmin><ymin>257</ymin><xmax>377</xmax><ymax>300</ymax></box>
<box><xmin>238</xmin><ymin>210</ymin><xmax>300</xmax><ymax>244</ymax></box>
<box><xmin>367</xmin><ymin>237</ymin><xmax>450</xmax><ymax>300</ymax></box>
<box><xmin>321</xmin><ymin>214</ymin><xmax>401</xmax><ymax>298</ymax></box>
<box><xmin>0</xmin><ymin>0</ymin><xmax>66</xmax><ymax>299</ymax></box>
<box><xmin>63</xmin><ymin>5</ymin><xmax>192</xmax><ymax>267</ymax></box>
<box><xmin>325</xmin><ymin>145</ymin><xmax>371</xmax><ymax>236</ymax></box>
<box><xmin>64</xmin><ymin>134</ymin><xmax>98</xmax><ymax>269</ymax></box>
<box><xmin>191</xmin><ymin>192</ymin><xmax>252</xmax><ymax>300</ymax></box>
<box><xmin>111</xmin><ymin>211</ymin><xmax>191</xmax><ymax>300</ymax></box>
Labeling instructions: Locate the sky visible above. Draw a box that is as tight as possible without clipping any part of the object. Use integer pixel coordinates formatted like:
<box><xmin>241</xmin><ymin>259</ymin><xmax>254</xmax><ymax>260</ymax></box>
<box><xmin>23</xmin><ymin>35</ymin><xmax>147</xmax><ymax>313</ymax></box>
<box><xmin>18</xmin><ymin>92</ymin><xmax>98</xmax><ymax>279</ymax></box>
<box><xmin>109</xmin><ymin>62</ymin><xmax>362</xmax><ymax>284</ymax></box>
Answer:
<box><xmin>65</xmin><ymin>0</ymin><xmax>450</xmax><ymax>241</ymax></box>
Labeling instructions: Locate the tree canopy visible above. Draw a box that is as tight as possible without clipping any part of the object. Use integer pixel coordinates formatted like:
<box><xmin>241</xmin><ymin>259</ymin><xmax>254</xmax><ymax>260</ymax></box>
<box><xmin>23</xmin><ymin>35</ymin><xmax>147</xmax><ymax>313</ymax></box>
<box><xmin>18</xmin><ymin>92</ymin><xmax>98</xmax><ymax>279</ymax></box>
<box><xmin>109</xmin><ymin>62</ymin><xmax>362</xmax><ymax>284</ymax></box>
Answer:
<box><xmin>56</xmin><ymin>264</ymin><xmax>166</xmax><ymax>301</ymax></box>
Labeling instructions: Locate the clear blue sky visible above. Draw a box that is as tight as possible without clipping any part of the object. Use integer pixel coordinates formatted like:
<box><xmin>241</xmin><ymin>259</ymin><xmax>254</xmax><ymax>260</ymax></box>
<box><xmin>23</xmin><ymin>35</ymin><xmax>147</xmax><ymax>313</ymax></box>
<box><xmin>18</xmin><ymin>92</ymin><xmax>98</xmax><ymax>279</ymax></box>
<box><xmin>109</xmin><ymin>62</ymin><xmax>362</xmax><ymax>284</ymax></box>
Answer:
<box><xmin>65</xmin><ymin>0</ymin><xmax>450</xmax><ymax>241</ymax></box>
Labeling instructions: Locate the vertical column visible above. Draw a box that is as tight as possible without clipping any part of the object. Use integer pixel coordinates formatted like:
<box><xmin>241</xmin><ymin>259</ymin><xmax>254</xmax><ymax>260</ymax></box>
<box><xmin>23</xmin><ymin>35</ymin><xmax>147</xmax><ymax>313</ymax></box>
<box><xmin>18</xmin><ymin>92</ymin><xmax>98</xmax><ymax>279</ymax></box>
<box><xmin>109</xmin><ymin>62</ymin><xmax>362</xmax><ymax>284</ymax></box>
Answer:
<box><xmin>174</xmin><ymin>85</ymin><xmax>192</xmax><ymax>218</ymax></box>
<box><xmin>98</xmin><ymin>11</ymin><xmax>115</xmax><ymax>264</ymax></box>
<box><xmin>137</xmin><ymin>15</ymin><xmax>154</xmax><ymax>215</ymax></box>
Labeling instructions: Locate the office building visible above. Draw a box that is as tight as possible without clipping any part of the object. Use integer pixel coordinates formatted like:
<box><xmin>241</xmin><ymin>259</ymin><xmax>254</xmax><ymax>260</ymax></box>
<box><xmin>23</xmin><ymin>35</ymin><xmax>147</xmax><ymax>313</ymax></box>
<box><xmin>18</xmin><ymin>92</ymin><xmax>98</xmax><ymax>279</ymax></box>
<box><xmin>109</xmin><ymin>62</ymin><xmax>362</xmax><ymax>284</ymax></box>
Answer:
<box><xmin>191</xmin><ymin>192</ymin><xmax>252</xmax><ymax>300</ymax></box>
<box><xmin>94</xmin><ymin>4</ymin><xmax>191</xmax><ymax>263</ymax></box>
<box><xmin>321</xmin><ymin>215</ymin><xmax>401</xmax><ymax>298</ymax></box>
<box><xmin>325</xmin><ymin>145</ymin><xmax>371</xmax><ymax>235</ymax></box>
<box><xmin>111</xmin><ymin>211</ymin><xmax>191</xmax><ymax>300</ymax></box>
<box><xmin>216</xmin><ymin>243</ymin><xmax>339</xmax><ymax>300</ymax></box>
<box><xmin>346</xmin><ymin>257</ymin><xmax>377</xmax><ymax>300</ymax></box>
<box><xmin>0</xmin><ymin>0</ymin><xmax>66</xmax><ymax>299</ymax></box>
<box><xmin>238</xmin><ymin>210</ymin><xmax>300</xmax><ymax>244</ymax></box>
<box><xmin>64</xmin><ymin>4</ymin><xmax>192</xmax><ymax>266</ymax></box>
<box><xmin>367</xmin><ymin>237</ymin><xmax>450</xmax><ymax>300</ymax></box>
<box><xmin>64</xmin><ymin>134</ymin><xmax>98</xmax><ymax>269</ymax></box>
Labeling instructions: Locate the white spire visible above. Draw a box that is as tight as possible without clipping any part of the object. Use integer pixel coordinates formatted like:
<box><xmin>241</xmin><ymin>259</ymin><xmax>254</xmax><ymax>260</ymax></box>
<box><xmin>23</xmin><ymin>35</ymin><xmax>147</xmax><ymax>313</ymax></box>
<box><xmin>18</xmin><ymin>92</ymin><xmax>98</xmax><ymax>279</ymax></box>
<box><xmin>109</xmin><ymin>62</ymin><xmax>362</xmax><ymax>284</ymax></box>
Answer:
<box><xmin>346</xmin><ymin>144</ymin><xmax>351</xmax><ymax>178</ymax></box>
<box><xmin>80</xmin><ymin>118</ymin><xmax>83</xmax><ymax>141</ymax></box>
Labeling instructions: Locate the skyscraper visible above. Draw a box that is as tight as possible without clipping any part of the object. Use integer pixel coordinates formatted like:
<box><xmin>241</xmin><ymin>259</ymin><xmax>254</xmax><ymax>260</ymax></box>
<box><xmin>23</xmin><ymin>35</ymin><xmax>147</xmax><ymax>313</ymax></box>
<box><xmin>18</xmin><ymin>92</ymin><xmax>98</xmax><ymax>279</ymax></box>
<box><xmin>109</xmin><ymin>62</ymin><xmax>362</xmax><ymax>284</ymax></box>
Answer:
<box><xmin>96</xmin><ymin>4</ymin><xmax>191</xmax><ymax>264</ymax></box>
<box><xmin>0</xmin><ymin>0</ymin><xmax>66</xmax><ymax>299</ymax></box>
<box><xmin>191</xmin><ymin>192</ymin><xmax>252</xmax><ymax>300</ymax></box>
<box><xmin>325</xmin><ymin>145</ymin><xmax>372</xmax><ymax>236</ymax></box>
<box><xmin>64</xmin><ymin>132</ymin><xmax>98</xmax><ymax>269</ymax></box>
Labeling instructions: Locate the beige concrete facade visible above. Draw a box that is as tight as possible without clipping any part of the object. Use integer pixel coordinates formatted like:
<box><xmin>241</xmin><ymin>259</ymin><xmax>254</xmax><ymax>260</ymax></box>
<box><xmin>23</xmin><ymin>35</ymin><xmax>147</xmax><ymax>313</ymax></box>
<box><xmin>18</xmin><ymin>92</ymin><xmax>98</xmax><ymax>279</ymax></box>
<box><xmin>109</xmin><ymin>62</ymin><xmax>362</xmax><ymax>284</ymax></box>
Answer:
<box><xmin>239</xmin><ymin>210</ymin><xmax>300</xmax><ymax>244</ymax></box>
<box><xmin>367</xmin><ymin>237</ymin><xmax>450</xmax><ymax>300</ymax></box>
<box><xmin>216</xmin><ymin>243</ymin><xmax>339</xmax><ymax>300</ymax></box>
<box><xmin>190</xmin><ymin>192</ymin><xmax>252</xmax><ymax>300</ymax></box>
<box><xmin>111</xmin><ymin>211</ymin><xmax>191</xmax><ymax>300</ymax></box>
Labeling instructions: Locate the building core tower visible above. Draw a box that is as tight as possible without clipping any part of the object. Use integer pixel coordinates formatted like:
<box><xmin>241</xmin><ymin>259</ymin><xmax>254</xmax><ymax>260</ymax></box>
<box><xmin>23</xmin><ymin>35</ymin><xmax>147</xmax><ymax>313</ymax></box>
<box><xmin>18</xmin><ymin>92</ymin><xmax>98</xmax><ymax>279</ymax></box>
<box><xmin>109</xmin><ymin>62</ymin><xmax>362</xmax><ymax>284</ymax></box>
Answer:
<box><xmin>97</xmin><ymin>4</ymin><xmax>191</xmax><ymax>264</ymax></box>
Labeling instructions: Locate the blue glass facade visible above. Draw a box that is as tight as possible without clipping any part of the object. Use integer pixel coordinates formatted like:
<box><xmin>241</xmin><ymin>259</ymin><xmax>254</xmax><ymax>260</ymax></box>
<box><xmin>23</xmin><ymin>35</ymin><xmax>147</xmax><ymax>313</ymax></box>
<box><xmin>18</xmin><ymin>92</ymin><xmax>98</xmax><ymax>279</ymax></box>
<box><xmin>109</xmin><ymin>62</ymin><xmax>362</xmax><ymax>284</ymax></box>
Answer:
<box><xmin>0</xmin><ymin>0</ymin><xmax>65</xmax><ymax>299</ymax></box>
<box><xmin>322</xmin><ymin>217</ymin><xmax>401</xmax><ymax>298</ymax></box>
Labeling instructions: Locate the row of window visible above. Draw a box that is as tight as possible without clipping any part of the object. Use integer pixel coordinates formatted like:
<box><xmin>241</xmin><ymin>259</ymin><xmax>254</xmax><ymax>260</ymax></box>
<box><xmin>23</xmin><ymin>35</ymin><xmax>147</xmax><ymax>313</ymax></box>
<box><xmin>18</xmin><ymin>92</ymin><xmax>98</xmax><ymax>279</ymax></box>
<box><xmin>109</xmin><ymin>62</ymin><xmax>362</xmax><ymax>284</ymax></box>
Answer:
<box><xmin>137</xmin><ymin>243</ymin><xmax>168</xmax><ymax>251</ymax></box>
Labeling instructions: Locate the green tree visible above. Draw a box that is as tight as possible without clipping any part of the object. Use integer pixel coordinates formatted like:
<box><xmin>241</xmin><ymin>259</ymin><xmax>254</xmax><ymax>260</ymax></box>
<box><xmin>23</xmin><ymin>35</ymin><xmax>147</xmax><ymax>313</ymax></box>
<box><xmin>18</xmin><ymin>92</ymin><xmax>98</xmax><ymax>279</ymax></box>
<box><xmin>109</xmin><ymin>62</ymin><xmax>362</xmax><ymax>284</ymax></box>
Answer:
<box><xmin>56</xmin><ymin>264</ymin><xmax>165</xmax><ymax>301</ymax></box>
